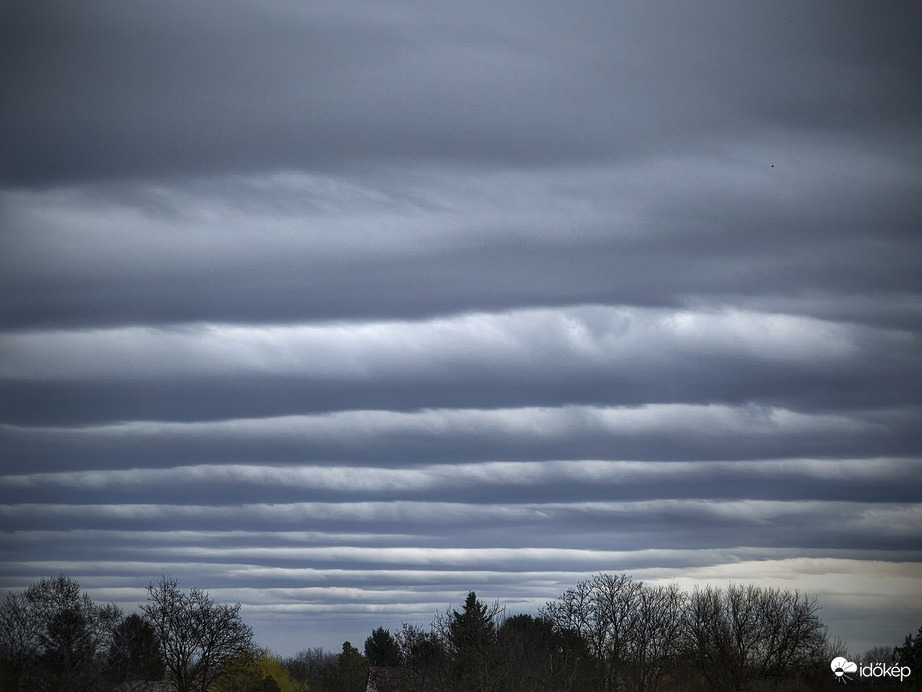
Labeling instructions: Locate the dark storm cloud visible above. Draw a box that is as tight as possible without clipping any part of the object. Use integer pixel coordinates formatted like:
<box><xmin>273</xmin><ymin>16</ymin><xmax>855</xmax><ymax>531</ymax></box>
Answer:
<box><xmin>1</xmin><ymin>403</ymin><xmax>918</xmax><ymax>473</ymax></box>
<box><xmin>2</xmin><ymin>304</ymin><xmax>920</xmax><ymax>428</ymax></box>
<box><xmin>2</xmin><ymin>154</ymin><xmax>921</xmax><ymax>329</ymax></box>
<box><xmin>1</xmin><ymin>0</ymin><xmax>921</xmax><ymax>657</ymax></box>
<box><xmin>2</xmin><ymin>0</ymin><xmax>921</xmax><ymax>184</ymax></box>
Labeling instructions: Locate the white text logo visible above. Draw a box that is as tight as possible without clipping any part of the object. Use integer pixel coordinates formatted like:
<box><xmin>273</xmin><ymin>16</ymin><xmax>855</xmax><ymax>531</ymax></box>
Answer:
<box><xmin>831</xmin><ymin>657</ymin><xmax>912</xmax><ymax>683</ymax></box>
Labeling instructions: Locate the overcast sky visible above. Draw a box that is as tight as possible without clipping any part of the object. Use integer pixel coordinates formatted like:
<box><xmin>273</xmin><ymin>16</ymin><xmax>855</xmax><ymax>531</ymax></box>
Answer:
<box><xmin>1</xmin><ymin>0</ymin><xmax>921</xmax><ymax>657</ymax></box>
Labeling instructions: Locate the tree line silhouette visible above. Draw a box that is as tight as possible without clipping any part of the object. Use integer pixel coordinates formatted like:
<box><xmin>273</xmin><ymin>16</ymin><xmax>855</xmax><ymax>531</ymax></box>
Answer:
<box><xmin>1</xmin><ymin>572</ymin><xmax>919</xmax><ymax>691</ymax></box>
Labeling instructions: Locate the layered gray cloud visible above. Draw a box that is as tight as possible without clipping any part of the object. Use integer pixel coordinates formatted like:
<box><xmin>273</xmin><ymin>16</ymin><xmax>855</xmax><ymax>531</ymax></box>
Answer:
<box><xmin>1</xmin><ymin>0</ymin><xmax>920</xmax><ymax>657</ymax></box>
<box><xmin>2</xmin><ymin>1</ymin><xmax>920</xmax><ymax>183</ymax></box>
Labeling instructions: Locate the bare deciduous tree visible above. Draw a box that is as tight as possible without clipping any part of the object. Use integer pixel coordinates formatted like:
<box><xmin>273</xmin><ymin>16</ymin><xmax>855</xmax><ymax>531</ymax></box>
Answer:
<box><xmin>395</xmin><ymin>622</ymin><xmax>450</xmax><ymax>692</ymax></box>
<box><xmin>684</xmin><ymin>583</ymin><xmax>826</xmax><ymax>691</ymax></box>
<box><xmin>0</xmin><ymin>591</ymin><xmax>39</xmax><ymax>692</ymax></box>
<box><xmin>543</xmin><ymin>575</ymin><xmax>606</xmax><ymax>689</ymax></box>
<box><xmin>544</xmin><ymin>574</ymin><xmax>687</xmax><ymax>692</ymax></box>
<box><xmin>627</xmin><ymin>582</ymin><xmax>686</xmax><ymax>692</ymax></box>
<box><xmin>498</xmin><ymin>613</ymin><xmax>587</xmax><ymax>692</ymax></box>
<box><xmin>284</xmin><ymin>646</ymin><xmax>337</xmax><ymax>690</ymax></box>
<box><xmin>141</xmin><ymin>576</ymin><xmax>253</xmax><ymax>692</ymax></box>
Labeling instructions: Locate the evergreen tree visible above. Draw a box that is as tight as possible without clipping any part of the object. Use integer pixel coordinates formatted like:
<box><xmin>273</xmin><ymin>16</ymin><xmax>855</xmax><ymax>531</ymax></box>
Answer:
<box><xmin>326</xmin><ymin>641</ymin><xmax>369</xmax><ymax>692</ymax></box>
<box><xmin>107</xmin><ymin>612</ymin><xmax>165</xmax><ymax>683</ymax></box>
<box><xmin>445</xmin><ymin>592</ymin><xmax>503</xmax><ymax>692</ymax></box>
<box><xmin>894</xmin><ymin>626</ymin><xmax>922</xmax><ymax>672</ymax></box>
<box><xmin>365</xmin><ymin>626</ymin><xmax>400</xmax><ymax>667</ymax></box>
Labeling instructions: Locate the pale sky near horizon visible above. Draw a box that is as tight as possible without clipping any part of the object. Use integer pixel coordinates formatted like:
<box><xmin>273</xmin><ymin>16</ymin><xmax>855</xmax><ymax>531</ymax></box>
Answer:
<box><xmin>1</xmin><ymin>0</ymin><xmax>921</xmax><ymax>656</ymax></box>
